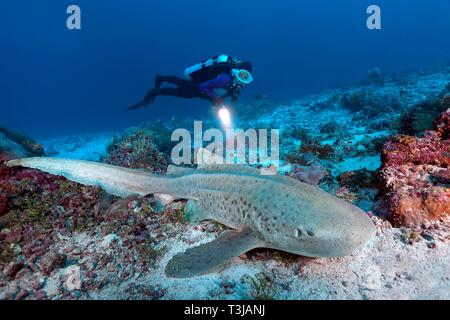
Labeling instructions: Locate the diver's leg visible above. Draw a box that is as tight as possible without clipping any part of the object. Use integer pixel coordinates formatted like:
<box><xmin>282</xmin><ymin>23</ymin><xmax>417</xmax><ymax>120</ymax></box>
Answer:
<box><xmin>153</xmin><ymin>85</ymin><xmax>199</xmax><ymax>99</ymax></box>
<box><xmin>154</xmin><ymin>75</ymin><xmax>188</xmax><ymax>89</ymax></box>
<box><xmin>126</xmin><ymin>82</ymin><xmax>198</xmax><ymax>111</ymax></box>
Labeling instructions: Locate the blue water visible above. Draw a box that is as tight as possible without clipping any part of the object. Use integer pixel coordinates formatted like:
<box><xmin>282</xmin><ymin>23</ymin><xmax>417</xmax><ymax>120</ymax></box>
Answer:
<box><xmin>1</xmin><ymin>0</ymin><xmax>449</xmax><ymax>138</ymax></box>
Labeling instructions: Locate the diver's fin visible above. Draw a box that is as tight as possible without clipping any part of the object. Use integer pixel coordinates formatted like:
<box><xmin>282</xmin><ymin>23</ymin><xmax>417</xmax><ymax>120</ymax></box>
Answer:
<box><xmin>125</xmin><ymin>89</ymin><xmax>157</xmax><ymax>111</ymax></box>
<box><xmin>6</xmin><ymin>157</ymin><xmax>162</xmax><ymax>198</ymax></box>
<box><xmin>165</xmin><ymin>227</ymin><xmax>262</xmax><ymax>278</ymax></box>
<box><xmin>125</xmin><ymin>100</ymin><xmax>147</xmax><ymax>111</ymax></box>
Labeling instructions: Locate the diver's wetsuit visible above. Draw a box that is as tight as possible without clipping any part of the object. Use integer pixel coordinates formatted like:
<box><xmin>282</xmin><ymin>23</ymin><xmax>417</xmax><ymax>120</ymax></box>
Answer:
<box><xmin>127</xmin><ymin>59</ymin><xmax>250</xmax><ymax>111</ymax></box>
<box><xmin>151</xmin><ymin>73</ymin><xmax>237</xmax><ymax>104</ymax></box>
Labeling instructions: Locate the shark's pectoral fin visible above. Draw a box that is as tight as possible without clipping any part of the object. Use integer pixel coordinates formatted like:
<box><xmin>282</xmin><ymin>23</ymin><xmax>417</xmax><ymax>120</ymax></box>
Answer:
<box><xmin>165</xmin><ymin>227</ymin><xmax>263</xmax><ymax>278</ymax></box>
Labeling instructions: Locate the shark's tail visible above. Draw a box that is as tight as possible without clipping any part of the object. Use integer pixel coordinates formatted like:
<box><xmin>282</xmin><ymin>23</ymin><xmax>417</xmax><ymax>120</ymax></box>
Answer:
<box><xmin>6</xmin><ymin>157</ymin><xmax>166</xmax><ymax>198</ymax></box>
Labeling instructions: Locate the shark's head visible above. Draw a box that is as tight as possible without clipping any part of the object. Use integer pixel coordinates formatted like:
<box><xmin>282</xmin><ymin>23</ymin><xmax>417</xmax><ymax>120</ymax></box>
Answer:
<box><xmin>263</xmin><ymin>189</ymin><xmax>377</xmax><ymax>258</ymax></box>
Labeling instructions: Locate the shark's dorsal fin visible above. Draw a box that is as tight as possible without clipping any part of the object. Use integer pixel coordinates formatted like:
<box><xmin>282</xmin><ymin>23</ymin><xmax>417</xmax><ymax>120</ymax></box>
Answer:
<box><xmin>196</xmin><ymin>148</ymin><xmax>225</xmax><ymax>168</ymax></box>
<box><xmin>199</xmin><ymin>164</ymin><xmax>262</xmax><ymax>175</ymax></box>
<box><xmin>196</xmin><ymin>148</ymin><xmax>276</xmax><ymax>176</ymax></box>
<box><xmin>165</xmin><ymin>227</ymin><xmax>263</xmax><ymax>278</ymax></box>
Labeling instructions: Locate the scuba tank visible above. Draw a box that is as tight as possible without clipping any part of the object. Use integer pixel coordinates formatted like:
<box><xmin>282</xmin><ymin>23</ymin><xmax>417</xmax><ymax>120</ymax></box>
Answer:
<box><xmin>185</xmin><ymin>55</ymin><xmax>239</xmax><ymax>82</ymax></box>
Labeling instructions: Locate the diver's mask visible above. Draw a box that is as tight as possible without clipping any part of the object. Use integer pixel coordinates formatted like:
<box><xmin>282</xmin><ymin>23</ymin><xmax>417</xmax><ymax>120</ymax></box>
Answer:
<box><xmin>232</xmin><ymin>69</ymin><xmax>254</xmax><ymax>85</ymax></box>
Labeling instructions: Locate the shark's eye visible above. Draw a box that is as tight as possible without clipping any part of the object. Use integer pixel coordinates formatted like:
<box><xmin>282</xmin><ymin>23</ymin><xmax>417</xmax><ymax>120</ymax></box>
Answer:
<box><xmin>296</xmin><ymin>228</ymin><xmax>303</xmax><ymax>238</ymax></box>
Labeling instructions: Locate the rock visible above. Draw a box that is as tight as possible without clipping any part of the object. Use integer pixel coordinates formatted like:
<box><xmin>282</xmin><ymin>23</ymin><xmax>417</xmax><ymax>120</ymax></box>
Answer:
<box><xmin>34</xmin><ymin>290</ymin><xmax>48</xmax><ymax>300</ymax></box>
<box><xmin>43</xmin><ymin>274</ymin><xmax>61</xmax><ymax>297</ymax></box>
<box><xmin>39</xmin><ymin>251</ymin><xmax>67</xmax><ymax>275</ymax></box>
<box><xmin>0</xmin><ymin>193</ymin><xmax>8</xmax><ymax>216</ymax></box>
<box><xmin>221</xmin><ymin>279</ymin><xmax>236</xmax><ymax>289</ymax></box>
<box><xmin>15</xmin><ymin>289</ymin><xmax>29</xmax><ymax>300</ymax></box>
<box><xmin>65</xmin><ymin>265</ymin><xmax>82</xmax><ymax>291</ymax></box>
<box><xmin>3</xmin><ymin>261</ymin><xmax>24</xmax><ymax>278</ymax></box>
<box><xmin>360</xmin><ymin>265</ymin><xmax>382</xmax><ymax>291</ymax></box>
<box><xmin>0</xmin><ymin>126</ymin><xmax>45</xmax><ymax>162</ymax></box>
<box><xmin>356</xmin><ymin>144</ymin><xmax>367</xmax><ymax>152</ymax></box>
<box><xmin>288</xmin><ymin>164</ymin><xmax>328</xmax><ymax>186</ymax></box>
<box><xmin>338</xmin><ymin>169</ymin><xmax>378</xmax><ymax>190</ymax></box>
<box><xmin>205</xmin><ymin>223</ymin><xmax>217</xmax><ymax>233</ymax></box>
<box><xmin>101</xmin><ymin>234</ymin><xmax>120</xmax><ymax>248</ymax></box>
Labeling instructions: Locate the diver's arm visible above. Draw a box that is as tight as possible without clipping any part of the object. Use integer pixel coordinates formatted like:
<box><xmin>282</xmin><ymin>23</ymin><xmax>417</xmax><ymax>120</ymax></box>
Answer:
<box><xmin>228</xmin><ymin>84</ymin><xmax>242</xmax><ymax>105</ymax></box>
<box><xmin>198</xmin><ymin>73</ymin><xmax>232</xmax><ymax>105</ymax></box>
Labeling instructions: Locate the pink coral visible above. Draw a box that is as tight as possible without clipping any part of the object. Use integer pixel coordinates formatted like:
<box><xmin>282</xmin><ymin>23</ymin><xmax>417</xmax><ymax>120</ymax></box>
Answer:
<box><xmin>379</xmin><ymin>109</ymin><xmax>450</xmax><ymax>227</ymax></box>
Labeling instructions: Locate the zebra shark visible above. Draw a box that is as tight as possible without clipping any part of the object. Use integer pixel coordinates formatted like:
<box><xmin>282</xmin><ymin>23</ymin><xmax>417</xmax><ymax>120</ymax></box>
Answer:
<box><xmin>6</xmin><ymin>156</ymin><xmax>376</xmax><ymax>278</ymax></box>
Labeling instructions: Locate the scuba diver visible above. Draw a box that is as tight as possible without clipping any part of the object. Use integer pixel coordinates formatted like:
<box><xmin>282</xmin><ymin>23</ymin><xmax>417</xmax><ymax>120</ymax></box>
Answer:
<box><xmin>126</xmin><ymin>55</ymin><xmax>253</xmax><ymax>111</ymax></box>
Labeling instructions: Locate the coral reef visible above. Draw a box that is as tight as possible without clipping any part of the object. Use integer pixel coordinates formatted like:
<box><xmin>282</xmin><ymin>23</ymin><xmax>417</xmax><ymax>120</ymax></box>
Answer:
<box><xmin>341</xmin><ymin>90</ymin><xmax>401</xmax><ymax>119</ymax></box>
<box><xmin>379</xmin><ymin>109</ymin><xmax>450</xmax><ymax>227</ymax></box>
<box><xmin>398</xmin><ymin>96</ymin><xmax>450</xmax><ymax>136</ymax></box>
<box><xmin>0</xmin><ymin>127</ymin><xmax>45</xmax><ymax>162</ymax></box>
<box><xmin>284</xmin><ymin>126</ymin><xmax>317</xmax><ymax>144</ymax></box>
<box><xmin>320</xmin><ymin>121</ymin><xmax>342</xmax><ymax>135</ymax></box>
<box><xmin>338</xmin><ymin>169</ymin><xmax>378</xmax><ymax>190</ymax></box>
<box><xmin>101</xmin><ymin>125</ymin><xmax>172</xmax><ymax>173</ymax></box>
<box><xmin>285</xmin><ymin>152</ymin><xmax>318</xmax><ymax>166</ymax></box>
